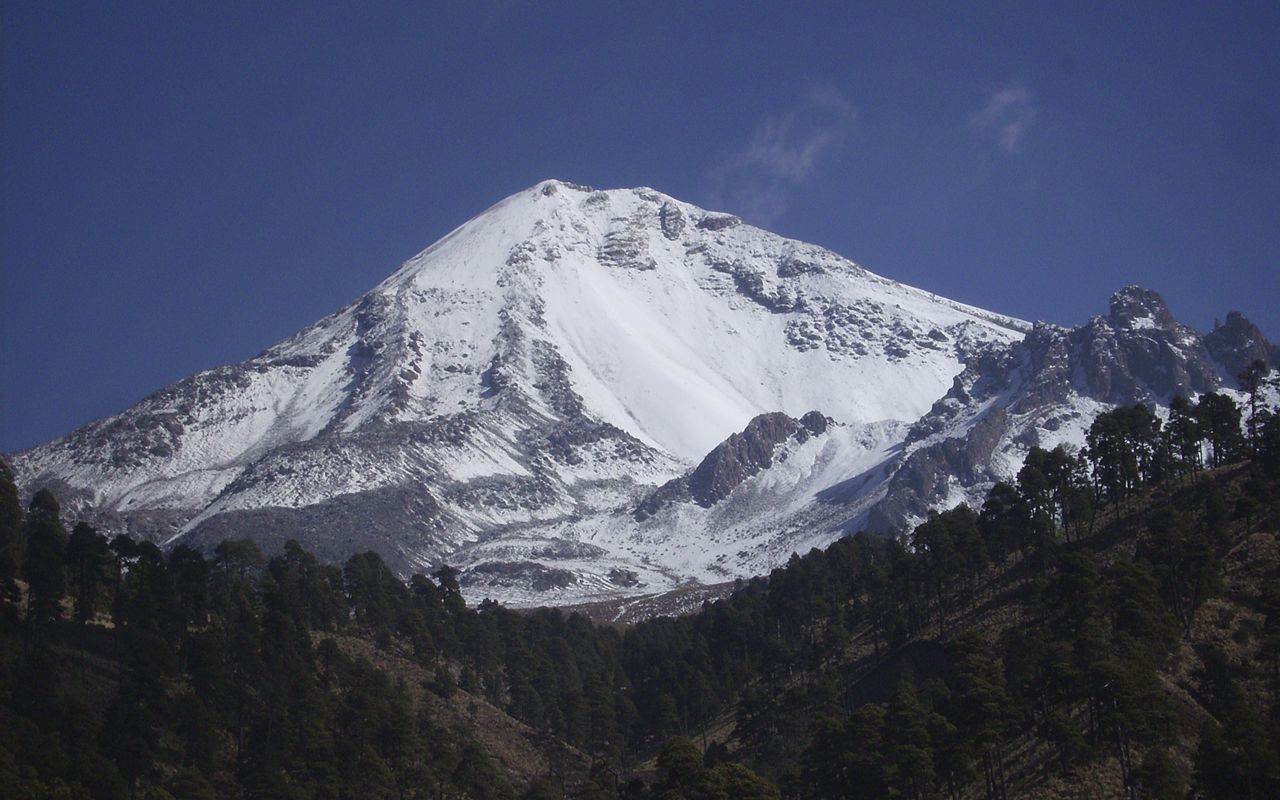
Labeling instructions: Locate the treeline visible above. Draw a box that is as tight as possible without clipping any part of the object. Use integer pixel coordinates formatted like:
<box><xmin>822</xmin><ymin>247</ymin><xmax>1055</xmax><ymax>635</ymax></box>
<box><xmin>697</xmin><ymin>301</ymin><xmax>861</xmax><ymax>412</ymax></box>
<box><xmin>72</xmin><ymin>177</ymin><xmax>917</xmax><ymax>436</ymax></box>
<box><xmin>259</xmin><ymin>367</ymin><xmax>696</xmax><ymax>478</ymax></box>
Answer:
<box><xmin>777</xmin><ymin>377</ymin><xmax>1280</xmax><ymax>798</ymax></box>
<box><xmin>0</xmin><ymin>461</ymin><xmax>780</xmax><ymax>799</ymax></box>
<box><xmin>1</xmin><ymin>484</ymin><xmax>533</xmax><ymax>799</ymax></box>
<box><xmin>1</xmin><ymin>367</ymin><xmax>1278</xmax><ymax>799</ymax></box>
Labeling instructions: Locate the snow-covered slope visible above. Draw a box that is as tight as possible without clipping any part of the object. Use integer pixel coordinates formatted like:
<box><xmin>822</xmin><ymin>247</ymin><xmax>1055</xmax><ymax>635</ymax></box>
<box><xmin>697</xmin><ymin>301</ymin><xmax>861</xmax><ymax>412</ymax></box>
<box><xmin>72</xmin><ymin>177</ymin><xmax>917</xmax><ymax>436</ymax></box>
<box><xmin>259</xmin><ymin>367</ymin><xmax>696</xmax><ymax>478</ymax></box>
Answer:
<box><xmin>10</xmin><ymin>181</ymin><xmax>1032</xmax><ymax>598</ymax></box>
<box><xmin>861</xmin><ymin>287</ymin><xmax>1279</xmax><ymax>533</ymax></box>
<box><xmin>22</xmin><ymin>181</ymin><xmax>1266</xmax><ymax>606</ymax></box>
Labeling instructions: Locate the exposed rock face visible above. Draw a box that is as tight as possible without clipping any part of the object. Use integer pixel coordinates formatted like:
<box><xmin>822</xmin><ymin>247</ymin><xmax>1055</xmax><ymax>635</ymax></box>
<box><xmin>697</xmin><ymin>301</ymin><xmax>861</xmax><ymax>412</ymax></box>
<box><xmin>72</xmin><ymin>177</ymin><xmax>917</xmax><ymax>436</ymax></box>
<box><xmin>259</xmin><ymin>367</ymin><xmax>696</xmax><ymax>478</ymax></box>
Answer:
<box><xmin>696</xmin><ymin>212</ymin><xmax>741</xmax><ymax>231</ymax></box>
<box><xmin>1073</xmin><ymin>286</ymin><xmax>1219</xmax><ymax>402</ymax></box>
<box><xmin>1204</xmin><ymin>311</ymin><xmax>1280</xmax><ymax>385</ymax></box>
<box><xmin>634</xmin><ymin>411</ymin><xmax>830</xmax><ymax>519</ymax></box>
<box><xmin>658</xmin><ymin>202</ymin><xmax>686</xmax><ymax>240</ymax></box>
<box><xmin>1106</xmin><ymin>285</ymin><xmax>1179</xmax><ymax>330</ymax></box>
<box><xmin>34</xmin><ymin>181</ymin><xmax>1237</xmax><ymax>605</ymax></box>
<box><xmin>689</xmin><ymin>412</ymin><xmax>828</xmax><ymax>506</ymax></box>
<box><xmin>868</xmin><ymin>410</ymin><xmax>1010</xmax><ymax>531</ymax></box>
<box><xmin>461</xmin><ymin>561</ymin><xmax>577</xmax><ymax>591</ymax></box>
<box><xmin>864</xmin><ymin>288</ymin><xmax>1275</xmax><ymax>533</ymax></box>
<box><xmin>707</xmin><ymin>257</ymin><xmax>804</xmax><ymax>313</ymax></box>
<box><xmin>597</xmin><ymin>211</ymin><xmax>658</xmax><ymax>271</ymax></box>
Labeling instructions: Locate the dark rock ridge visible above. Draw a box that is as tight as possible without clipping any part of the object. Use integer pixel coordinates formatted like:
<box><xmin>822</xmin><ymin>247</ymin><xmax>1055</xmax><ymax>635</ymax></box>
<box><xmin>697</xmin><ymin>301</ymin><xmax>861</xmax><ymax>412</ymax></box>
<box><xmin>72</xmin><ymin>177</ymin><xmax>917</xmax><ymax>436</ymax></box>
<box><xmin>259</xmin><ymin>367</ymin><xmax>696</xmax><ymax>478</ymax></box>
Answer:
<box><xmin>866</xmin><ymin>287</ymin><xmax>1276</xmax><ymax>532</ymax></box>
<box><xmin>1204</xmin><ymin>311</ymin><xmax>1280</xmax><ymax>385</ymax></box>
<box><xmin>658</xmin><ymin>202</ymin><xmax>686</xmax><ymax>240</ymax></box>
<box><xmin>635</xmin><ymin>411</ymin><xmax>830</xmax><ymax>520</ymax></box>
<box><xmin>1074</xmin><ymin>286</ymin><xmax>1219</xmax><ymax>402</ymax></box>
<box><xmin>696</xmin><ymin>212</ymin><xmax>741</xmax><ymax>231</ymax></box>
<box><xmin>22</xmin><ymin>182</ymin><xmax>1258</xmax><ymax>605</ymax></box>
<box><xmin>183</xmin><ymin>484</ymin><xmax>450</xmax><ymax>573</ymax></box>
<box><xmin>461</xmin><ymin>561</ymin><xmax>577</xmax><ymax>591</ymax></box>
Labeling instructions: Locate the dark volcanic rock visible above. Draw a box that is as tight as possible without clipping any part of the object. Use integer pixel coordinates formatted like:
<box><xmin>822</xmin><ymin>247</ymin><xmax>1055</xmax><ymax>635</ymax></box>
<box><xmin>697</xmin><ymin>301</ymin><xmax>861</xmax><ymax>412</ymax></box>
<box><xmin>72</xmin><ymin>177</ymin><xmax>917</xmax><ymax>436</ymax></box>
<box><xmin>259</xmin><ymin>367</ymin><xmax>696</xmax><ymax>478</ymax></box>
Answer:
<box><xmin>1204</xmin><ymin>311</ymin><xmax>1280</xmax><ymax>384</ymax></box>
<box><xmin>689</xmin><ymin>412</ymin><xmax>827</xmax><ymax>506</ymax></box>
<box><xmin>696</xmin><ymin>212</ymin><xmax>741</xmax><ymax>231</ymax></box>
<box><xmin>708</xmin><ymin>258</ymin><xmax>802</xmax><ymax>313</ymax></box>
<box><xmin>866</xmin><ymin>409</ymin><xmax>1009</xmax><ymax>533</ymax></box>
<box><xmin>659</xmin><ymin>202</ymin><xmax>686</xmax><ymax>240</ymax></box>
<box><xmin>1072</xmin><ymin>287</ymin><xmax>1218</xmax><ymax>402</ymax></box>
<box><xmin>462</xmin><ymin>561</ymin><xmax>577</xmax><ymax>591</ymax></box>
<box><xmin>688</xmin><ymin>413</ymin><xmax>797</xmax><ymax>507</ymax></box>
<box><xmin>608</xmin><ymin>568</ymin><xmax>640</xmax><ymax>587</ymax></box>
<box><xmin>1107</xmin><ymin>285</ymin><xmax>1179</xmax><ymax>329</ymax></box>
<box><xmin>184</xmin><ymin>484</ymin><xmax>449</xmax><ymax>576</ymax></box>
<box><xmin>635</xmin><ymin>411</ymin><xmax>829</xmax><ymax>519</ymax></box>
<box><xmin>631</xmin><ymin>476</ymin><xmax>692</xmax><ymax>521</ymax></box>
<box><xmin>866</xmin><ymin>285</ymin><xmax>1278</xmax><ymax>534</ymax></box>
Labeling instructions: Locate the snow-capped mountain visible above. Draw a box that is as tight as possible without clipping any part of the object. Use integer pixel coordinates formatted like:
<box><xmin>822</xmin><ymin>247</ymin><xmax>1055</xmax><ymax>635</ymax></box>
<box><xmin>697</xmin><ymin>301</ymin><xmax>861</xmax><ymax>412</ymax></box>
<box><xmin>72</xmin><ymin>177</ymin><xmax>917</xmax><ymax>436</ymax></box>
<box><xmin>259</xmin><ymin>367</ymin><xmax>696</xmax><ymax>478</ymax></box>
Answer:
<box><xmin>862</xmin><ymin>286</ymin><xmax>1280</xmax><ymax>532</ymax></box>
<box><xmin>9</xmin><ymin>181</ymin><xmax>1270</xmax><ymax>605</ymax></box>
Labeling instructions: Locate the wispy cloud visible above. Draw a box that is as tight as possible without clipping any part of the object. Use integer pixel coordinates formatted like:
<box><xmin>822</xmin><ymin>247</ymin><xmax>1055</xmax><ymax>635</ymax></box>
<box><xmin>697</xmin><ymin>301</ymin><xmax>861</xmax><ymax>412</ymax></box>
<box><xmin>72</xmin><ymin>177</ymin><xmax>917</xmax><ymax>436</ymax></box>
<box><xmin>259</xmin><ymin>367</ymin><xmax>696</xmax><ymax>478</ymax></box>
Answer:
<box><xmin>707</xmin><ymin>85</ymin><xmax>856</xmax><ymax>225</ymax></box>
<box><xmin>969</xmin><ymin>85</ymin><xmax>1037</xmax><ymax>154</ymax></box>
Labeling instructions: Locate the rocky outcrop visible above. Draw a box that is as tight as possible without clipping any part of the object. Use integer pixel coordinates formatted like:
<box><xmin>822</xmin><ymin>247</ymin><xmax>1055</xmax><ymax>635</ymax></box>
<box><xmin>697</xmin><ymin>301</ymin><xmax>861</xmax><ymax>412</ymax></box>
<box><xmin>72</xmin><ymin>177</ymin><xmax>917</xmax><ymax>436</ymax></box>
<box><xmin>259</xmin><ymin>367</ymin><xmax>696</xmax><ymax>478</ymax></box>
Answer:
<box><xmin>689</xmin><ymin>411</ymin><xmax>828</xmax><ymax>506</ymax></box>
<box><xmin>866</xmin><ymin>409</ymin><xmax>1009</xmax><ymax>532</ymax></box>
<box><xmin>1204</xmin><ymin>311</ymin><xmax>1280</xmax><ymax>384</ymax></box>
<box><xmin>707</xmin><ymin>258</ymin><xmax>804</xmax><ymax>313</ymax></box>
<box><xmin>461</xmin><ymin>561</ymin><xmax>577</xmax><ymax>591</ymax></box>
<box><xmin>597</xmin><ymin>223</ymin><xmax>656</xmax><ymax>271</ymax></box>
<box><xmin>635</xmin><ymin>411</ymin><xmax>829</xmax><ymax>519</ymax></box>
<box><xmin>1071</xmin><ymin>287</ymin><xmax>1218</xmax><ymax>402</ymax></box>
<box><xmin>865</xmin><ymin>286</ymin><xmax>1278</xmax><ymax>533</ymax></box>
<box><xmin>696</xmin><ymin>212</ymin><xmax>741</xmax><ymax>231</ymax></box>
<box><xmin>659</xmin><ymin>202</ymin><xmax>686</xmax><ymax>240</ymax></box>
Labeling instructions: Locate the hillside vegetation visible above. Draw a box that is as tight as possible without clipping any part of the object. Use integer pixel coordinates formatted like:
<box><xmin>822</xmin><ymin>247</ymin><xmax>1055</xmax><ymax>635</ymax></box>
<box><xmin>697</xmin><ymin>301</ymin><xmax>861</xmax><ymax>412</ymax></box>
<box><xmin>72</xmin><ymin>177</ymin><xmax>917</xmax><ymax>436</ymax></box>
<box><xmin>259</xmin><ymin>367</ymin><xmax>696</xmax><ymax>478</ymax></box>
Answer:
<box><xmin>2</xmin><ymin>382</ymin><xmax>1278</xmax><ymax>799</ymax></box>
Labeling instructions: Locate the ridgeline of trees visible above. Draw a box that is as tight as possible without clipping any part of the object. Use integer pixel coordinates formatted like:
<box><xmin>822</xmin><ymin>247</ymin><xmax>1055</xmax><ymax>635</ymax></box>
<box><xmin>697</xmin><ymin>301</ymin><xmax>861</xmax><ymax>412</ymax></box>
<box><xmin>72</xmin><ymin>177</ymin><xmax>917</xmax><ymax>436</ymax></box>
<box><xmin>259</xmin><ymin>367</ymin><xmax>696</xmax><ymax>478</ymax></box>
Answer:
<box><xmin>1</xmin><ymin>362</ymin><xmax>1278</xmax><ymax>799</ymax></box>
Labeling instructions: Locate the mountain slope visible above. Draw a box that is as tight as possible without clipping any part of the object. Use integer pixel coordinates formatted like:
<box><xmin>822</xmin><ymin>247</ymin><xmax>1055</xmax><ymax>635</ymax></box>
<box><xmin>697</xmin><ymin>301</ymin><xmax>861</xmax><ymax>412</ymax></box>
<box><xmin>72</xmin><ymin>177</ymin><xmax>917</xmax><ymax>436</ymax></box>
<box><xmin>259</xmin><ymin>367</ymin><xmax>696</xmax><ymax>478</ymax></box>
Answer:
<box><xmin>11</xmin><ymin>181</ymin><xmax>1026</xmax><ymax>596</ymax></box>
<box><xmin>863</xmin><ymin>286</ymin><xmax>1274</xmax><ymax>533</ymax></box>
<box><xmin>11</xmin><ymin>181</ymin><xmax>1271</xmax><ymax>605</ymax></box>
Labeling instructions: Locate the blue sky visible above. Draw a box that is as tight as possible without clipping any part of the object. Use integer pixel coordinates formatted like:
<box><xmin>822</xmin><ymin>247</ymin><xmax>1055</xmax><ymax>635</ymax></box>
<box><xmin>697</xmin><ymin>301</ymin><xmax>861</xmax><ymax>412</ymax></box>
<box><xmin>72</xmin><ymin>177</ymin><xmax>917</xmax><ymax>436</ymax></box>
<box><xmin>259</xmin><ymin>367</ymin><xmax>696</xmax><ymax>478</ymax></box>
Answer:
<box><xmin>2</xmin><ymin>1</ymin><xmax>1278</xmax><ymax>452</ymax></box>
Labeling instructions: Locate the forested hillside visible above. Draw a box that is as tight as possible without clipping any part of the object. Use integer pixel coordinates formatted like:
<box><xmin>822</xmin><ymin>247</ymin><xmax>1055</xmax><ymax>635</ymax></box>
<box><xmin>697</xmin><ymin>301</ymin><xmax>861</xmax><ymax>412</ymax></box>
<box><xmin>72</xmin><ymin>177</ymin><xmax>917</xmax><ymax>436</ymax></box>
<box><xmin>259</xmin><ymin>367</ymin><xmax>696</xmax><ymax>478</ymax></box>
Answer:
<box><xmin>2</xmin><ymin>378</ymin><xmax>1278</xmax><ymax>799</ymax></box>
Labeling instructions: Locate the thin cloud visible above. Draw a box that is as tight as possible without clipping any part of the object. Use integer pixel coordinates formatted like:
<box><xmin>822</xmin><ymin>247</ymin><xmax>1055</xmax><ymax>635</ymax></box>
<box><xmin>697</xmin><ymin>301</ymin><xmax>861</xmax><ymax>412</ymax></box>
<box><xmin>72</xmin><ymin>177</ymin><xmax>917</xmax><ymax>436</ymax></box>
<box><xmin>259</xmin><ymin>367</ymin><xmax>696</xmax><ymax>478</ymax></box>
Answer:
<box><xmin>707</xmin><ymin>86</ymin><xmax>856</xmax><ymax>225</ymax></box>
<box><xmin>969</xmin><ymin>85</ymin><xmax>1037</xmax><ymax>154</ymax></box>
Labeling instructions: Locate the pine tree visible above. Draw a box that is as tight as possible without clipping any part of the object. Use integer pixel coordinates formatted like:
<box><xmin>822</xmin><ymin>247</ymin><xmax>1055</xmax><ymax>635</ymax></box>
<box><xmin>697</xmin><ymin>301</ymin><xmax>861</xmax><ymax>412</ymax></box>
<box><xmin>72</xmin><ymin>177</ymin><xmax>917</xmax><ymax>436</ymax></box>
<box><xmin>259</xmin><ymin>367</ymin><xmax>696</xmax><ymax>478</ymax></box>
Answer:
<box><xmin>22</xmin><ymin>489</ymin><xmax>67</xmax><ymax>624</ymax></box>
<box><xmin>1167</xmin><ymin>395</ymin><xmax>1202</xmax><ymax>476</ymax></box>
<box><xmin>1196</xmin><ymin>392</ymin><xmax>1244</xmax><ymax>468</ymax></box>
<box><xmin>886</xmin><ymin>682</ymin><xmax>936</xmax><ymax>800</ymax></box>
<box><xmin>0</xmin><ymin>459</ymin><xmax>22</xmax><ymax>605</ymax></box>
<box><xmin>64</xmin><ymin>521</ymin><xmax>113</xmax><ymax>625</ymax></box>
<box><xmin>1239</xmin><ymin>359</ymin><xmax>1270</xmax><ymax>453</ymax></box>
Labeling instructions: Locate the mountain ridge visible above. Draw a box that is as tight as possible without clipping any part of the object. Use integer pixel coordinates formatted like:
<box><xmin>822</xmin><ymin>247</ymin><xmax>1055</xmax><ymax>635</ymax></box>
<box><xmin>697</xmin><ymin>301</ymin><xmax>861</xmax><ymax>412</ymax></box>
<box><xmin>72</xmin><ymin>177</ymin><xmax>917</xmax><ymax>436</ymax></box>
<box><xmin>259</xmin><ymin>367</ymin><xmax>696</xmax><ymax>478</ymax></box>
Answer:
<box><xmin>9</xmin><ymin>180</ymin><xmax>1272</xmax><ymax>604</ymax></box>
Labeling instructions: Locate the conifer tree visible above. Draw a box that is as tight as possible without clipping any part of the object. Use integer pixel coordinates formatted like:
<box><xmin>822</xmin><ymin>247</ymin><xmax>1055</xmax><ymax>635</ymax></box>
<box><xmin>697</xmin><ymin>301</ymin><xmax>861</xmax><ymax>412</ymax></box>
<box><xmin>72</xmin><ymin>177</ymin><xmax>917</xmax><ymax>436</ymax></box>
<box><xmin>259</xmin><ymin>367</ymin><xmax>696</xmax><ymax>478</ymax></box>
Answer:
<box><xmin>0</xmin><ymin>459</ymin><xmax>23</xmax><ymax>605</ymax></box>
<box><xmin>65</xmin><ymin>521</ymin><xmax>113</xmax><ymax>625</ymax></box>
<box><xmin>1166</xmin><ymin>395</ymin><xmax>1202</xmax><ymax>475</ymax></box>
<box><xmin>886</xmin><ymin>682</ymin><xmax>935</xmax><ymax>800</ymax></box>
<box><xmin>1239</xmin><ymin>359</ymin><xmax>1270</xmax><ymax>452</ymax></box>
<box><xmin>1195</xmin><ymin>392</ymin><xmax>1244</xmax><ymax>467</ymax></box>
<box><xmin>22</xmin><ymin>488</ymin><xmax>67</xmax><ymax>623</ymax></box>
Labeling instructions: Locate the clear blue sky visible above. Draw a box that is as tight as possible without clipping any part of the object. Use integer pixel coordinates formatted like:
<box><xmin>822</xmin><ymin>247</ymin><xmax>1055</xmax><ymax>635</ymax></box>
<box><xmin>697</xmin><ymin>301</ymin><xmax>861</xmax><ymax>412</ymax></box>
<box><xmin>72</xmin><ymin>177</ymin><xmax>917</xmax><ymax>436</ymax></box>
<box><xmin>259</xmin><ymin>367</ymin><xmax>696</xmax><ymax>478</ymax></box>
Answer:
<box><xmin>3</xmin><ymin>2</ymin><xmax>1278</xmax><ymax>452</ymax></box>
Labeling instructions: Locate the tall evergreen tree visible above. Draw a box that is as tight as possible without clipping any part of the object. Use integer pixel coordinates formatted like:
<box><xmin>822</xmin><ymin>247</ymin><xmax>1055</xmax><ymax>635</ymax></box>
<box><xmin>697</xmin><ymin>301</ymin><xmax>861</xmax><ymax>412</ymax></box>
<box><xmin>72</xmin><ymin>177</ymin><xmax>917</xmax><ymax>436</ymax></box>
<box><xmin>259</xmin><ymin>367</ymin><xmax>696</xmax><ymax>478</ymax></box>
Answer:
<box><xmin>0</xmin><ymin>459</ymin><xmax>23</xmax><ymax>605</ymax></box>
<box><xmin>1166</xmin><ymin>395</ymin><xmax>1202</xmax><ymax>475</ymax></box>
<box><xmin>22</xmin><ymin>488</ymin><xmax>67</xmax><ymax>623</ymax></box>
<box><xmin>1239</xmin><ymin>359</ymin><xmax>1270</xmax><ymax>452</ymax></box>
<box><xmin>886</xmin><ymin>682</ymin><xmax>936</xmax><ymax>800</ymax></box>
<box><xmin>65</xmin><ymin>521</ymin><xmax>113</xmax><ymax>625</ymax></box>
<box><xmin>1196</xmin><ymin>392</ymin><xmax>1244</xmax><ymax>468</ymax></box>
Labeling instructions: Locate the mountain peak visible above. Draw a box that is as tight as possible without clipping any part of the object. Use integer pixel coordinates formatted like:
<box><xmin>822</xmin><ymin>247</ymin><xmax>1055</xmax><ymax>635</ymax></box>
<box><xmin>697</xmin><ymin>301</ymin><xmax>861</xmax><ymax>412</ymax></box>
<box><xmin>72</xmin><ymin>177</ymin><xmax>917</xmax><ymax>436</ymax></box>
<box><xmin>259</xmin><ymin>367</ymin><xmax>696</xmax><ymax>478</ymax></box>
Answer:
<box><xmin>1108</xmin><ymin>285</ymin><xmax>1177</xmax><ymax>330</ymax></box>
<box><xmin>1205</xmin><ymin>310</ymin><xmax>1280</xmax><ymax>381</ymax></box>
<box><xmin>12</xmin><ymin>181</ymin><xmax>1032</xmax><ymax>602</ymax></box>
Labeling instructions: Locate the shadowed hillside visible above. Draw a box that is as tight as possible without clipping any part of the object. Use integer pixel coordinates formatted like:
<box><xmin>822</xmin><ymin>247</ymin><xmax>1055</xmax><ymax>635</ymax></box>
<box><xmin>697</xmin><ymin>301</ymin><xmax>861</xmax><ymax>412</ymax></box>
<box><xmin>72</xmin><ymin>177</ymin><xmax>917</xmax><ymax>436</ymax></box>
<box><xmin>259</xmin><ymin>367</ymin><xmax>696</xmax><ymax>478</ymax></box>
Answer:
<box><xmin>2</xmin><ymin>382</ymin><xmax>1278</xmax><ymax>798</ymax></box>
